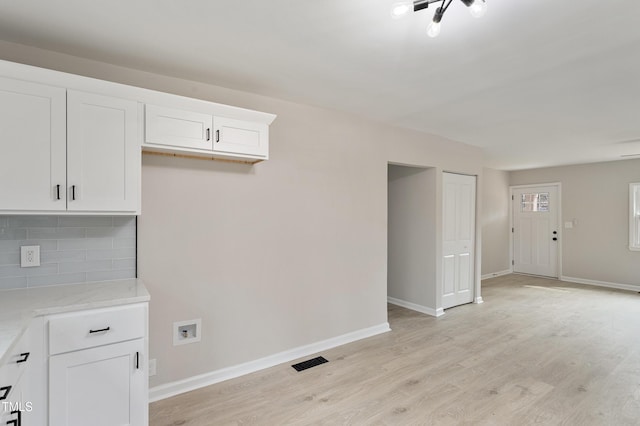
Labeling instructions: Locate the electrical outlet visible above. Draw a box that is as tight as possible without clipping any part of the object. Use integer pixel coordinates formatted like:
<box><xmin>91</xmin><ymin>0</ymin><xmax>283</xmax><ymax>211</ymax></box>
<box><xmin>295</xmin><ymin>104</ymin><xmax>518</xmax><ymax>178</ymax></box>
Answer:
<box><xmin>21</xmin><ymin>245</ymin><xmax>40</xmax><ymax>268</ymax></box>
<box><xmin>149</xmin><ymin>358</ymin><xmax>157</xmax><ymax>377</ymax></box>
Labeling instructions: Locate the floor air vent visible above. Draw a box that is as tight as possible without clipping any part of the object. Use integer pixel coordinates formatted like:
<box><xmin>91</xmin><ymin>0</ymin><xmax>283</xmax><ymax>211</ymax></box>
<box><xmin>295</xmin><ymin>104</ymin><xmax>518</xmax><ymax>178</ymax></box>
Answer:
<box><xmin>292</xmin><ymin>356</ymin><xmax>328</xmax><ymax>372</ymax></box>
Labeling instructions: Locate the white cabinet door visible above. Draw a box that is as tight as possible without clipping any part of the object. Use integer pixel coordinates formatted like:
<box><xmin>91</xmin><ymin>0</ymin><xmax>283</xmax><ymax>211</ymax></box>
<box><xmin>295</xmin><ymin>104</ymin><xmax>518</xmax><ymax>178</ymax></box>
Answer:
<box><xmin>213</xmin><ymin>116</ymin><xmax>268</xmax><ymax>158</ymax></box>
<box><xmin>0</xmin><ymin>77</ymin><xmax>66</xmax><ymax>212</ymax></box>
<box><xmin>145</xmin><ymin>104</ymin><xmax>213</xmax><ymax>150</ymax></box>
<box><xmin>67</xmin><ymin>90</ymin><xmax>140</xmax><ymax>213</ymax></box>
<box><xmin>49</xmin><ymin>339</ymin><xmax>145</xmax><ymax>426</ymax></box>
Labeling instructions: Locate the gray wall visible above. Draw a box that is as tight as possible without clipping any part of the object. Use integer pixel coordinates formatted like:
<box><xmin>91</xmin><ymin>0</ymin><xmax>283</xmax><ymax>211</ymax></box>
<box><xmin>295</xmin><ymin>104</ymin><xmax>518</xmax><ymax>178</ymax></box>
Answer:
<box><xmin>510</xmin><ymin>159</ymin><xmax>640</xmax><ymax>287</ymax></box>
<box><xmin>0</xmin><ymin>216</ymin><xmax>136</xmax><ymax>289</ymax></box>
<box><xmin>387</xmin><ymin>165</ymin><xmax>437</xmax><ymax>311</ymax></box>
<box><xmin>480</xmin><ymin>168</ymin><xmax>511</xmax><ymax>276</ymax></box>
<box><xmin>0</xmin><ymin>40</ymin><xmax>484</xmax><ymax>389</ymax></box>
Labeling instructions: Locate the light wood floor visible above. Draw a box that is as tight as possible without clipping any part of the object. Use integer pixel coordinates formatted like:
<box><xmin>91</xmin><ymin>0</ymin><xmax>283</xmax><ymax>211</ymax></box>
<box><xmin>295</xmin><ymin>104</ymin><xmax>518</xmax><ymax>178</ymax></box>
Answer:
<box><xmin>150</xmin><ymin>275</ymin><xmax>640</xmax><ymax>425</ymax></box>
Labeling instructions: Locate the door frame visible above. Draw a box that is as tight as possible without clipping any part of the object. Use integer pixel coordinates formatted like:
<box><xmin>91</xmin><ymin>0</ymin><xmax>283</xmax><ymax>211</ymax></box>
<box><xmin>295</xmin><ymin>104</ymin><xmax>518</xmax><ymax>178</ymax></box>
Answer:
<box><xmin>509</xmin><ymin>182</ymin><xmax>562</xmax><ymax>278</ymax></box>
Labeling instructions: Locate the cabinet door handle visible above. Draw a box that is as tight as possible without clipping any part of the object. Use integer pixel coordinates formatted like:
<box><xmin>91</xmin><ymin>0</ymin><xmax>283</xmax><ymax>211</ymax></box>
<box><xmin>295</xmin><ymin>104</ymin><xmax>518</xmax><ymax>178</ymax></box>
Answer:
<box><xmin>206</xmin><ymin>128</ymin><xmax>211</xmax><ymax>141</ymax></box>
<box><xmin>56</xmin><ymin>184</ymin><xmax>61</xmax><ymax>200</ymax></box>
<box><xmin>0</xmin><ymin>385</ymin><xmax>11</xmax><ymax>401</ymax></box>
<box><xmin>135</xmin><ymin>351</ymin><xmax>140</xmax><ymax>369</ymax></box>
<box><xmin>16</xmin><ymin>352</ymin><xmax>29</xmax><ymax>364</ymax></box>
<box><xmin>89</xmin><ymin>326</ymin><xmax>110</xmax><ymax>334</ymax></box>
<box><xmin>71</xmin><ymin>185</ymin><xmax>76</xmax><ymax>201</ymax></box>
<box><xmin>216</xmin><ymin>129</ymin><xmax>220</xmax><ymax>143</ymax></box>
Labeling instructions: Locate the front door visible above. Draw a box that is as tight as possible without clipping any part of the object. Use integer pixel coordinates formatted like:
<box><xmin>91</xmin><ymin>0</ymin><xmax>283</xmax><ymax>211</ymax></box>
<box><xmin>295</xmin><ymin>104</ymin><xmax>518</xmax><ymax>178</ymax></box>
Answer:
<box><xmin>442</xmin><ymin>173</ymin><xmax>476</xmax><ymax>309</ymax></box>
<box><xmin>512</xmin><ymin>185</ymin><xmax>559</xmax><ymax>278</ymax></box>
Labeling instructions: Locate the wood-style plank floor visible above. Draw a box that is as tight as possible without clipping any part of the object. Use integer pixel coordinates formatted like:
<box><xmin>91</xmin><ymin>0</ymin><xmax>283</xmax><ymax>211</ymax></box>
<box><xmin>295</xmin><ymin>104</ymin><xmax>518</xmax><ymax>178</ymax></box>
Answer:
<box><xmin>150</xmin><ymin>275</ymin><xmax>640</xmax><ymax>425</ymax></box>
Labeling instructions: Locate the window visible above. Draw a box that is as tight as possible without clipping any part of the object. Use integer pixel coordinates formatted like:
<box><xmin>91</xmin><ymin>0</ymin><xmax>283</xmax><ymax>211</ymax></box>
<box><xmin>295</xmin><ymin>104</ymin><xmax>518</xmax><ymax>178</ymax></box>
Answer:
<box><xmin>631</xmin><ymin>183</ymin><xmax>640</xmax><ymax>251</ymax></box>
<box><xmin>521</xmin><ymin>192</ymin><xmax>549</xmax><ymax>212</ymax></box>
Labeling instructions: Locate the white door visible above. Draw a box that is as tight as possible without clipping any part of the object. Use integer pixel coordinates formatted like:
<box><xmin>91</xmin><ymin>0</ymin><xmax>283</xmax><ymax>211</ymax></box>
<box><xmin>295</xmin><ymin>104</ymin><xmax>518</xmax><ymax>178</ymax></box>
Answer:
<box><xmin>49</xmin><ymin>339</ymin><xmax>145</xmax><ymax>426</ymax></box>
<box><xmin>442</xmin><ymin>173</ymin><xmax>476</xmax><ymax>309</ymax></box>
<box><xmin>0</xmin><ymin>77</ymin><xmax>66</xmax><ymax>211</ymax></box>
<box><xmin>213</xmin><ymin>116</ymin><xmax>268</xmax><ymax>158</ymax></box>
<box><xmin>67</xmin><ymin>90</ymin><xmax>139</xmax><ymax>212</ymax></box>
<box><xmin>512</xmin><ymin>185</ymin><xmax>559</xmax><ymax>277</ymax></box>
<box><xmin>145</xmin><ymin>104</ymin><xmax>213</xmax><ymax>150</ymax></box>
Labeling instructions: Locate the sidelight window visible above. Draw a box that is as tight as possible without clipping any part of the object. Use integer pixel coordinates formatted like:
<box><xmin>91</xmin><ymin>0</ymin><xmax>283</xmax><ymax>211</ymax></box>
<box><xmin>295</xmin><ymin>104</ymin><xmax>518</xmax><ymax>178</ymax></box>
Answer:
<box><xmin>631</xmin><ymin>183</ymin><xmax>640</xmax><ymax>251</ymax></box>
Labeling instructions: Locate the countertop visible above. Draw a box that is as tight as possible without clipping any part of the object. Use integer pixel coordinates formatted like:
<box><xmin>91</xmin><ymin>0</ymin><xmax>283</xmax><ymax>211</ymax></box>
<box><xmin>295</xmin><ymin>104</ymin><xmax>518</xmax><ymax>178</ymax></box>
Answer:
<box><xmin>0</xmin><ymin>278</ymin><xmax>150</xmax><ymax>366</ymax></box>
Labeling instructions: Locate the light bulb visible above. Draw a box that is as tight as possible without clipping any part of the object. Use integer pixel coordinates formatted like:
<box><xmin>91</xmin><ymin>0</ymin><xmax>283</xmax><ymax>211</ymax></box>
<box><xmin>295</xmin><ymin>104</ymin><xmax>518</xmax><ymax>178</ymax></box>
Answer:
<box><xmin>427</xmin><ymin>20</ymin><xmax>441</xmax><ymax>37</ymax></box>
<box><xmin>391</xmin><ymin>1</ymin><xmax>412</xmax><ymax>19</ymax></box>
<box><xmin>469</xmin><ymin>0</ymin><xmax>487</xmax><ymax>18</ymax></box>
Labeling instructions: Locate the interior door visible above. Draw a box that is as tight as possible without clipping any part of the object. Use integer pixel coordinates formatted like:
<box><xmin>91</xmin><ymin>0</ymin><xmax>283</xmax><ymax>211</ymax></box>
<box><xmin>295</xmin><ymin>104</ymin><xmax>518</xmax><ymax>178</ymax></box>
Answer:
<box><xmin>512</xmin><ymin>185</ymin><xmax>559</xmax><ymax>277</ymax></box>
<box><xmin>442</xmin><ymin>173</ymin><xmax>476</xmax><ymax>309</ymax></box>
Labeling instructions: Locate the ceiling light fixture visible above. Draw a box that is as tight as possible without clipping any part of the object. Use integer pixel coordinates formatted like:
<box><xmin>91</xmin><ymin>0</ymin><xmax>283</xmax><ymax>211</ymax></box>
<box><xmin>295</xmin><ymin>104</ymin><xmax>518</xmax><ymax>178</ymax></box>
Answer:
<box><xmin>393</xmin><ymin>0</ymin><xmax>487</xmax><ymax>37</ymax></box>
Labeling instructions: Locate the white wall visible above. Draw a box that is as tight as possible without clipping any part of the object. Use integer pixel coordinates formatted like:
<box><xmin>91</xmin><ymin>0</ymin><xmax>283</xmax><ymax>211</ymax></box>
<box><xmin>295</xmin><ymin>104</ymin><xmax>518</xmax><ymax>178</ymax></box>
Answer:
<box><xmin>480</xmin><ymin>168</ymin><xmax>511</xmax><ymax>277</ymax></box>
<box><xmin>387</xmin><ymin>165</ymin><xmax>437</xmax><ymax>312</ymax></box>
<box><xmin>0</xmin><ymin>41</ymin><xmax>484</xmax><ymax>390</ymax></box>
<box><xmin>510</xmin><ymin>159</ymin><xmax>640</xmax><ymax>288</ymax></box>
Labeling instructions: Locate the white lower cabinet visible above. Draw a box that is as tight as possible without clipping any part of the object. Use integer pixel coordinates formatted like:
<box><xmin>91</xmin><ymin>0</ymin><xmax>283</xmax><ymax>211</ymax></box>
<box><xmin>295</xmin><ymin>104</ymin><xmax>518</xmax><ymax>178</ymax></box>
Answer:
<box><xmin>0</xmin><ymin>318</ymin><xmax>45</xmax><ymax>426</ymax></box>
<box><xmin>49</xmin><ymin>340</ymin><xmax>145</xmax><ymax>426</ymax></box>
<box><xmin>47</xmin><ymin>303</ymin><xmax>148</xmax><ymax>426</ymax></box>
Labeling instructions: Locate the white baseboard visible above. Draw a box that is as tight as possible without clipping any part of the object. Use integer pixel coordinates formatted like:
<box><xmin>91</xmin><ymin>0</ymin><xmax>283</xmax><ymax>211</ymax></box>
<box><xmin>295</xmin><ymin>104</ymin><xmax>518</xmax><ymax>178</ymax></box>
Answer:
<box><xmin>148</xmin><ymin>322</ymin><xmax>391</xmax><ymax>402</ymax></box>
<box><xmin>387</xmin><ymin>296</ymin><xmax>444</xmax><ymax>317</ymax></box>
<box><xmin>560</xmin><ymin>276</ymin><xmax>640</xmax><ymax>293</ymax></box>
<box><xmin>474</xmin><ymin>296</ymin><xmax>484</xmax><ymax>304</ymax></box>
<box><xmin>481</xmin><ymin>269</ymin><xmax>512</xmax><ymax>280</ymax></box>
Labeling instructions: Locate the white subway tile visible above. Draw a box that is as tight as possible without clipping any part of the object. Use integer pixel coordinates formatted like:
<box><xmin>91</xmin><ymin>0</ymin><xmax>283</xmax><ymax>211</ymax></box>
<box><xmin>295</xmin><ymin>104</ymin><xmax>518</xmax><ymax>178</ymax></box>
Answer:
<box><xmin>7</xmin><ymin>216</ymin><xmax>59</xmax><ymax>228</ymax></box>
<box><xmin>0</xmin><ymin>276</ymin><xmax>27</xmax><ymax>290</ymax></box>
<box><xmin>58</xmin><ymin>260</ymin><xmax>113</xmax><ymax>274</ymax></box>
<box><xmin>28</xmin><ymin>228</ymin><xmax>86</xmax><ymax>240</ymax></box>
<box><xmin>28</xmin><ymin>273</ymin><xmax>87</xmax><ymax>288</ymax></box>
<box><xmin>58</xmin><ymin>216</ymin><xmax>114</xmax><ymax>228</ymax></box>
<box><xmin>86</xmin><ymin>269</ymin><xmax>135</xmax><ymax>282</ymax></box>
<box><xmin>0</xmin><ymin>252</ymin><xmax>20</xmax><ymax>266</ymax></box>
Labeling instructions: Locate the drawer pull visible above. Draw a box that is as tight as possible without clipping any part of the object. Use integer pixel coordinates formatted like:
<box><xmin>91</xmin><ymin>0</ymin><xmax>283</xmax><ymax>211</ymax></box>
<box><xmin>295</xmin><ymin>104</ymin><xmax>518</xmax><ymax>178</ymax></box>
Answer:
<box><xmin>16</xmin><ymin>352</ymin><xmax>29</xmax><ymax>363</ymax></box>
<box><xmin>0</xmin><ymin>385</ymin><xmax>11</xmax><ymax>401</ymax></box>
<box><xmin>89</xmin><ymin>326</ymin><xmax>111</xmax><ymax>334</ymax></box>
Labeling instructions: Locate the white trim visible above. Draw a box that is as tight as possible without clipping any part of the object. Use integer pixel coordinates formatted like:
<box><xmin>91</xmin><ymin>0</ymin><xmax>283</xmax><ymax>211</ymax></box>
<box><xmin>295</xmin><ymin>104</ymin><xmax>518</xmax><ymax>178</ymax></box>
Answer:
<box><xmin>509</xmin><ymin>182</ymin><xmax>562</xmax><ymax>279</ymax></box>
<box><xmin>387</xmin><ymin>297</ymin><xmax>445</xmax><ymax>317</ymax></box>
<box><xmin>561</xmin><ymin>276</ymin><xmax>640</xmax><ymax>293</ymax></box>
<box><xmin>481</xmin><ymin>269</ymin><xmax>513</xmax><ymax>280</ymax></box>
<box><xmin>474</xmin><ymin>296</ymin><xmax>484</xmax><ymax>304</ymax></box>
<box><xmin>630</xmin><ymin>183</ymin><xmax>640</xmax><ymax>251</ymax></box>
<box><xmin>148</xmin><ymin>322</ymin><xmax>391</xmax><ymax>402</ymax></box>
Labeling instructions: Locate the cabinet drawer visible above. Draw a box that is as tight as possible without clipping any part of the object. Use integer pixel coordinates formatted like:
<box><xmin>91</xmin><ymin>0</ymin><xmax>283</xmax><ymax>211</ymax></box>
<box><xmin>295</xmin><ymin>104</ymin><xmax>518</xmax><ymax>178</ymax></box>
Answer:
<box><xmin>49</xmin><ymin>304</ymin><xmax>145</xmax><ymax>355</ymax></box>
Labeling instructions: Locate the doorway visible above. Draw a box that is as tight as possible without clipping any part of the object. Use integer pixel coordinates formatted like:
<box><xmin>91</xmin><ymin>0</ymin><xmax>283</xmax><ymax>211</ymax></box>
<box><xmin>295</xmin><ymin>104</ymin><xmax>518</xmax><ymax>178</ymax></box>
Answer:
<box><xmin>511</xmin><ymin>184</ymin><xmax>561</xmax><ymax>278</ymax></box>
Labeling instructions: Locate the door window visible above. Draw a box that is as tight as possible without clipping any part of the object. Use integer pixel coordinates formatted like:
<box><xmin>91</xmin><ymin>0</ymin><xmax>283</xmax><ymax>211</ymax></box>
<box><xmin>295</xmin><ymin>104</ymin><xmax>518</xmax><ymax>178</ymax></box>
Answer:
<box><xmin>521</xmin><ymin>192</ymin><xmax>549</xmax><ymax>212</ymax></box>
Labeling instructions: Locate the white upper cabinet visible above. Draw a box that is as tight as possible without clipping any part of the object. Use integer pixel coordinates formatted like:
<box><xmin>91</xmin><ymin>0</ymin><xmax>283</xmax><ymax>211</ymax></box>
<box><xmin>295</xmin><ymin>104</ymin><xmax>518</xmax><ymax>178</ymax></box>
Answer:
<box><xmin>145</xmin><ymin>104</ymin><xmax>213</xmax><ymax>150</ymax></box>
<box><xmin>67</xmin><ymin>91</ymin><xmax>140</xmax><ymax>213</ymax></box>
<box><xmin>213</xmin><ymin>116</ymin><xmax>268</xmax><ymax>158</ymax></box>
<box><xmin>143</xmin><ymin>104</ymin><xmax>273</xmax><ymax>162</ymax></box>
<box><xmin>0</xmin><ymin>77</ymin><xmax>66</xmax><ymax>212</ymax></box>
<box><xmin>0</xmin><ymin>81</ymin><xmax>141</xmax><ymax>215</ymax></box>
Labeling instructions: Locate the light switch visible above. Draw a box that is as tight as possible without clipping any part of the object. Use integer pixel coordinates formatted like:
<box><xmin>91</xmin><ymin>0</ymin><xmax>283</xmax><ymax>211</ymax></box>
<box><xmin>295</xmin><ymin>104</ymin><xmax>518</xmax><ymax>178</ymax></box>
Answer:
<box><xmin>564</xmin><ymin>221</ymin><xmax>573</xmax><ymax>229</ymax></box>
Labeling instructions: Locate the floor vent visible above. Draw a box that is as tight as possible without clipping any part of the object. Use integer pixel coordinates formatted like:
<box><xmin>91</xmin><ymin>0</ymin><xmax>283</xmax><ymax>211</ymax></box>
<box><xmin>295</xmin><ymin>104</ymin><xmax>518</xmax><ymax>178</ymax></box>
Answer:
<box><xmin>292</xmin><ymin>356</ymin><xmax>328</xmax><ymax>372</ymax></box>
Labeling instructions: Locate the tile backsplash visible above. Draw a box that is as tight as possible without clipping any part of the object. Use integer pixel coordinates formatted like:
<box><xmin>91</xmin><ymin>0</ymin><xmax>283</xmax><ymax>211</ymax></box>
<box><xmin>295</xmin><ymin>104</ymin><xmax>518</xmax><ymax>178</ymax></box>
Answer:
<box><xmin>0</xmin><ymin>216</ymin><xmax>136</xmax><ymax>290</ymax></box>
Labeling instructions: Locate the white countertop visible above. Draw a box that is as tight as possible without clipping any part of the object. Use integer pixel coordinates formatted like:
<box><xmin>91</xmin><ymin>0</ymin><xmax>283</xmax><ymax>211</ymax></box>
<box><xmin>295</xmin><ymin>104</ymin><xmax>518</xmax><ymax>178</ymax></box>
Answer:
<box><xmin>0</xmin><ymin>278</ymin><xmax>150</xmax><ymax>366</ymax></box>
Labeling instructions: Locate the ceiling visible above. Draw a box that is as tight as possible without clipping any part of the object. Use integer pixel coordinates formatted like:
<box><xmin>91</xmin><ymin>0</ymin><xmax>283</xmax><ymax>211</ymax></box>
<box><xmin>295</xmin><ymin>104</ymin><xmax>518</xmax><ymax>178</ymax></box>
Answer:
<box><xmin>0</xmin><ymin>0</ymin><xmax>639</xmax><ymax>170</ymax></box>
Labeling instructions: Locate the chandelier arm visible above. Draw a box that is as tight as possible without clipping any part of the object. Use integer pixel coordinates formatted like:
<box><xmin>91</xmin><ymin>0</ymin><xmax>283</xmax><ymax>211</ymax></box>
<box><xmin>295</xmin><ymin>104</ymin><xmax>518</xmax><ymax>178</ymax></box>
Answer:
<box><xmin>440</xmin><ymin>0</ymin><xmax>454</xmax><ymax>15</ymax></box>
